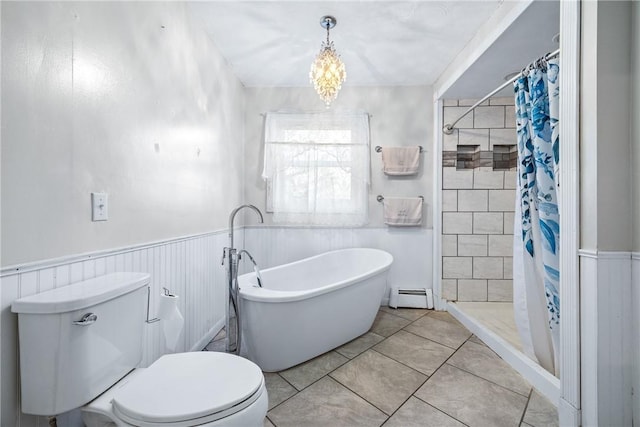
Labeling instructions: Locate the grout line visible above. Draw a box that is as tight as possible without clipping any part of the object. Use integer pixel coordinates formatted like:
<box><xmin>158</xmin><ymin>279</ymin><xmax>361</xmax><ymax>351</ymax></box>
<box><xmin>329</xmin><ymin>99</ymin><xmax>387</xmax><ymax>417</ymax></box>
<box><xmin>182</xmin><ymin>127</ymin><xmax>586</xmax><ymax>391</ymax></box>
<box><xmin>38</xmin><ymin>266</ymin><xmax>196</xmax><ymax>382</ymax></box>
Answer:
<box><xmin>519</xmin><ymin>388</ymin><xmax>535</xmax><ymax>426</ymax></box>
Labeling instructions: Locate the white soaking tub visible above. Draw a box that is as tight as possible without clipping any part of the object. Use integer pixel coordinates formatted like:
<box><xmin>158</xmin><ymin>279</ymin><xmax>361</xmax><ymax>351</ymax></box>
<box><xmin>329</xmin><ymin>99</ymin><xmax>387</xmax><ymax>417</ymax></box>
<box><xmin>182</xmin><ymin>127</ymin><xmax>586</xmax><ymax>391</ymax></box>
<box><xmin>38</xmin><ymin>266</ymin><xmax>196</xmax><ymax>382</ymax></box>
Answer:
<box><xmin>237</xmin><ymin>248</ymin><xmax>393</xmax><ymax>372</ymax></box>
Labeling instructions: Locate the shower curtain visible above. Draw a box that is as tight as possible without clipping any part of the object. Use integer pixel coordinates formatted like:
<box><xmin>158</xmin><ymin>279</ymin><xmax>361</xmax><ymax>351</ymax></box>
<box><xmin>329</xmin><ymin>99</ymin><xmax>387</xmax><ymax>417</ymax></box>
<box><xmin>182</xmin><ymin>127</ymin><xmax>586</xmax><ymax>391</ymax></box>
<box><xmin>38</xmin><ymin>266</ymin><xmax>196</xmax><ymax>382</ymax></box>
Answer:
<box><xmin>512</xmin><ymin>57</ymin><xmax>560</xmax><ymax>376</ymax></box>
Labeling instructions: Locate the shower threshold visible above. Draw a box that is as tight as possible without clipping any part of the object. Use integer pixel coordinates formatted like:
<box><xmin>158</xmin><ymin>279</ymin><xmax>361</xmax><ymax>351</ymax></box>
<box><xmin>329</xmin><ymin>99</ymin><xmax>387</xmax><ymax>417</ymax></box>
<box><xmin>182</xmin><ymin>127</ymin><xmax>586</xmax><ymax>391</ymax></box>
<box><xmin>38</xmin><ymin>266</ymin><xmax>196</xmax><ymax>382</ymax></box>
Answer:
<box><xmin>448</xmin><ymin>301</ymin><xmax>560</xmax><ymax>407</ymax></box>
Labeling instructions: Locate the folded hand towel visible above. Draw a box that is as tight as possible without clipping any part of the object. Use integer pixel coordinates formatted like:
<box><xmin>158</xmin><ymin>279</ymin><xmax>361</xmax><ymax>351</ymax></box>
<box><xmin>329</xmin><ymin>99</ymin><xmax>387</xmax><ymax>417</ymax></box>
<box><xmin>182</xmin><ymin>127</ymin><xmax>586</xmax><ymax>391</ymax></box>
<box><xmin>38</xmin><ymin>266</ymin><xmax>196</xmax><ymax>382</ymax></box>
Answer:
<box><xmin>381</xmin><ymin>146</ymin><xmax>420</xmax><ymax>175</ymax></box>
<box><xmin>383</xmin><ymin>197</ymin><xmax>423</xmax><ymax>226</ymax></box>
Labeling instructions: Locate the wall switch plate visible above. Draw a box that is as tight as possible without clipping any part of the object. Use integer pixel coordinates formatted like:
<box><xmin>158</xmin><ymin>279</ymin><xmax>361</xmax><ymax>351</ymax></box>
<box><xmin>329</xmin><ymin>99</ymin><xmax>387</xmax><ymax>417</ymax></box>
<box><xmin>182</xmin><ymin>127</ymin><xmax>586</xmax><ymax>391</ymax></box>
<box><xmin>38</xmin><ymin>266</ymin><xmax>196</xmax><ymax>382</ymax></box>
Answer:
<box><xmin>91</xmin><ymin>192</ymin><xmax>108</xmax><ymax>221</ymax></box>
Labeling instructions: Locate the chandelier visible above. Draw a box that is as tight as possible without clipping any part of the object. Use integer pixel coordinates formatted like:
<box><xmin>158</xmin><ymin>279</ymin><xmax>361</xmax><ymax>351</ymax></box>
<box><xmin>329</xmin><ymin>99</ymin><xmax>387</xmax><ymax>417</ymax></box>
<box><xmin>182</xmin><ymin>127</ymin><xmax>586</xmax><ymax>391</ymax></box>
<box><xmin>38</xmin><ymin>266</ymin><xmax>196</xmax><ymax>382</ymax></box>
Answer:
<box><xmin>309</xmin><ymin>16</ymin><xmax>347</xmax><ymax>107</ymax></box>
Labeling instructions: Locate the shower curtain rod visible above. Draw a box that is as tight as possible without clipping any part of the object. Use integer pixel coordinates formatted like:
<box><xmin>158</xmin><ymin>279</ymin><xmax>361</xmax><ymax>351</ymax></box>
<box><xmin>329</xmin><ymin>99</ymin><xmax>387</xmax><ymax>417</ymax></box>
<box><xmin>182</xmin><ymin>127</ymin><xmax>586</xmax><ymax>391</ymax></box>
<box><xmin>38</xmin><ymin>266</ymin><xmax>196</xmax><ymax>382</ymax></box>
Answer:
<box><xmin>443</xmin><ymin>48</ymin><xmax>560</xmax><ymax>135</ymax></box>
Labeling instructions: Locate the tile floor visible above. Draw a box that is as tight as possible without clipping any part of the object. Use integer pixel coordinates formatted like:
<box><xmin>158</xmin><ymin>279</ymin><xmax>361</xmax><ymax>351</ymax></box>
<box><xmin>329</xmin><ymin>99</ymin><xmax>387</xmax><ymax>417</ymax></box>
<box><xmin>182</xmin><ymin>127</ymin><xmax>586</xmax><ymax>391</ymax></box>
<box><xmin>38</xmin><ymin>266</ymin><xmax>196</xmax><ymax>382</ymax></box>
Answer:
<box><xmin>205</xmin><ymin>307</ymin><xmax>558</xmax><ymax>427</ymax></box>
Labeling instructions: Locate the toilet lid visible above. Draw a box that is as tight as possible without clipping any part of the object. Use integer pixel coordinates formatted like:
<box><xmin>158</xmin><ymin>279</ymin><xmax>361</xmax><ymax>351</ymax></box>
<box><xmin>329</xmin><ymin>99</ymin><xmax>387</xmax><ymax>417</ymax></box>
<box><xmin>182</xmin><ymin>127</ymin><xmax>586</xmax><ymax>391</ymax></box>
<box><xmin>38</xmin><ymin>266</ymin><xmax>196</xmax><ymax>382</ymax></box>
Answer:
<box><xmin>111</xmin><ymin>352</ymin><xmax>264</xmax><ymax>425</ymax></box>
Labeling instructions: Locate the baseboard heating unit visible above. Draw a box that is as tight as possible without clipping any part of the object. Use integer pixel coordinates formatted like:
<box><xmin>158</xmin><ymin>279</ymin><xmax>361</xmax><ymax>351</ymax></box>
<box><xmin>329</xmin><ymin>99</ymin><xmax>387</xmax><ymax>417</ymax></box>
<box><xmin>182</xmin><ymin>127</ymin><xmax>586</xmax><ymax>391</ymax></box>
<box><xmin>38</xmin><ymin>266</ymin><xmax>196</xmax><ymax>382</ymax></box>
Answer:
<box><xmin>388</xmin><ymin>287</ymin><xmax>433</xmax><ymax>309</ymax></box>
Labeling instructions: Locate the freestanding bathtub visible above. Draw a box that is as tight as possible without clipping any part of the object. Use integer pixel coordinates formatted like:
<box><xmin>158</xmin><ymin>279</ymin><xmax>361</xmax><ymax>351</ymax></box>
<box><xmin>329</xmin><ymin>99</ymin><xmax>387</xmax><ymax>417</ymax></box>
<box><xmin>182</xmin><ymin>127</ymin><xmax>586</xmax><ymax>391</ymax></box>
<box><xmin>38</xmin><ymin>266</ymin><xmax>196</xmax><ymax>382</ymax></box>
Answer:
<box><xmin>237</xmin><ymin>248</ymin><xmax>393</xmax><ymax>372</ymax></box>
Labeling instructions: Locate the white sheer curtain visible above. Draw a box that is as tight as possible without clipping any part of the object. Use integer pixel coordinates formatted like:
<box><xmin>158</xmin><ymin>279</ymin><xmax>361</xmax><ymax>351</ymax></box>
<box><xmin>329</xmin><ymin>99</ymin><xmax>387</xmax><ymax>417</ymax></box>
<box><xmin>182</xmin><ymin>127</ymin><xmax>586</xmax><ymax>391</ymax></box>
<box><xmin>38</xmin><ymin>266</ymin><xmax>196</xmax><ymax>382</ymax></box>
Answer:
<box><xmin>262</xmin><ymin>112</ymin><xmax>370</xmax><ymax>225</ymax></box>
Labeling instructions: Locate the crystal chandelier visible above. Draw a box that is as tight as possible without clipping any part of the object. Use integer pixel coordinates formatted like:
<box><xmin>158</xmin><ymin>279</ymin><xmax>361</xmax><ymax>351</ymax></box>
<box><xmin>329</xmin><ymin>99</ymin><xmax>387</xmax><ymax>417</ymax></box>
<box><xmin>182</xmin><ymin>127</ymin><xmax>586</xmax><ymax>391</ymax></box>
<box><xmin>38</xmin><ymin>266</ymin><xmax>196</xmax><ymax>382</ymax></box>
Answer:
<box><xmin>309</xmin><ymin>16</ymin><xmax>347</xmax><ymax>107</ymax></box>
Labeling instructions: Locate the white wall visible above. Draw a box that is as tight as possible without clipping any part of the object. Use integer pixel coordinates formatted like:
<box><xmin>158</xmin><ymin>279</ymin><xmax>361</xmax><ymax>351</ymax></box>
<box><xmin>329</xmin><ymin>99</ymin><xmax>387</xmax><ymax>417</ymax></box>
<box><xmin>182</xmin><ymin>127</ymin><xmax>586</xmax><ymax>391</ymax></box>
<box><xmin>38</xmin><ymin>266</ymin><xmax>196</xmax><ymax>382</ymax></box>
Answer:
<box><xmin>1</xmin><ymin>2</ymin><xmax>245</xmax><ymax>425</ymax></box>
<box><xmin>631</xmin><ymin>2</ymin><xmax>640</xmax><ymax>424</ymax></box>
<box><xmin>633</xmin><ymin>0</ymin><xmax>640</xmax><ymax>254</ymax></box>
<box><xmin>1</xmin><ymin>2</ymin><xmax>246</xmax><ymax>267</ymax></box>
<box><xmin>243</xmin><ymin>86</ymin><xmax>434</xmax><ymax>228</ymax></box>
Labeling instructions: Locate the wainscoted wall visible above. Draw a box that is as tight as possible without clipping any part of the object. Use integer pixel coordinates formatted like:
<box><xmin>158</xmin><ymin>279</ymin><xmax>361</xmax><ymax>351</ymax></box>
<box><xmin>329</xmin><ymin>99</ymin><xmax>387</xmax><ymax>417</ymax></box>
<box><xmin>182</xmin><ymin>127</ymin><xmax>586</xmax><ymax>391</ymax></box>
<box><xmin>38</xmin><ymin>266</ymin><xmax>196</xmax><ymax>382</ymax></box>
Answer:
<box><xmin>440</xmin><ymin>97</ymin><xmax>517</xmax><ymax>302</ymax></box>
<box><xmin>633</xmin><ymin>253</ymin><xmax>640</xmax><ymax>425</ymax></box>
<box><xmin>0</xmin><ymin>230</ymin><xmax>234</xmax><ymax>426</ymax></box>
<box><xmin>579</xmin><ymin>250</ymin><xmax>633</xmax><ymax>427</ymax></box>
<box><xmin>242</xmin><ymin>226</ymin><xmax>433</xmax><ymax>303</ymax></box>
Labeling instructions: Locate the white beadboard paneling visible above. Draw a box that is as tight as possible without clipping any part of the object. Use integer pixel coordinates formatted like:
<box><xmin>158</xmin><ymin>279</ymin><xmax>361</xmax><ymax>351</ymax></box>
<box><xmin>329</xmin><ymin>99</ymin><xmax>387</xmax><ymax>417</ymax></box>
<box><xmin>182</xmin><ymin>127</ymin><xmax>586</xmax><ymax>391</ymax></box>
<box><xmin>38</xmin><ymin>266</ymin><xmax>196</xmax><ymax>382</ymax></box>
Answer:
<box><xmin>580</xmin><ymin>251</ymin><xmax>633</xmax><ymax>427</ymax></box>
<box><xmin>1</xmin><ymin>230</ymin><xmax>227</xmax><ymax>426</ymax></box>
<box><xmin>633</xmin><ymin>254</ymin><xmax>640</xmax><ymax>426</ymax></box>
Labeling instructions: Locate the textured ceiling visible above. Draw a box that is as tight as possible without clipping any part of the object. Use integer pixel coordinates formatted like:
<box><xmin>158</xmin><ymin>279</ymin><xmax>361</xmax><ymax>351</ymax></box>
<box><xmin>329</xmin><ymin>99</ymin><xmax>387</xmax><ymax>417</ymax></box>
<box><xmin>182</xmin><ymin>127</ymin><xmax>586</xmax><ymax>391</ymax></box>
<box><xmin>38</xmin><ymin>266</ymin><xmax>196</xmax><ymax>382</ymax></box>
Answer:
<box><xmin>188</xmin><ymin>1</ymin><xmax>504</xmax><ymax>88</ymax></box>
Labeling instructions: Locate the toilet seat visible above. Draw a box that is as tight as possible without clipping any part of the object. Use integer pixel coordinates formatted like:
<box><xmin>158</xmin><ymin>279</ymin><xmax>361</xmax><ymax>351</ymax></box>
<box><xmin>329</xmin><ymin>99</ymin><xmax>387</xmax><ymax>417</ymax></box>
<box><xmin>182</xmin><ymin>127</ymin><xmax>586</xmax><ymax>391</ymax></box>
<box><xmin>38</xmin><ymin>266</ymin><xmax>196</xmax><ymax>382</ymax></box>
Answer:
<box><xmin>85</xmin><ymin>352</ymin><xmax>265</xmax><ymax>427</ymax></box>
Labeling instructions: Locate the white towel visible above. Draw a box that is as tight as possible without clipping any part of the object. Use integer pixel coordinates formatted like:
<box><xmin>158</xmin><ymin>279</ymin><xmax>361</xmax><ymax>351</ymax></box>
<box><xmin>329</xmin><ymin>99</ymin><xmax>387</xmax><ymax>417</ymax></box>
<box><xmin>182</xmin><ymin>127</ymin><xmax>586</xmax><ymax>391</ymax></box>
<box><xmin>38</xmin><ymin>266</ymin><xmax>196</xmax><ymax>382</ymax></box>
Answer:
<box><xmin>383</xmin><ymin>197</ymin><xmax>423</xmax><ymax>226</ymax></box>
<box><xmin>381</xmin><ymin>146</ymin><xmax>420</xmax><ymax>175</ymax></box>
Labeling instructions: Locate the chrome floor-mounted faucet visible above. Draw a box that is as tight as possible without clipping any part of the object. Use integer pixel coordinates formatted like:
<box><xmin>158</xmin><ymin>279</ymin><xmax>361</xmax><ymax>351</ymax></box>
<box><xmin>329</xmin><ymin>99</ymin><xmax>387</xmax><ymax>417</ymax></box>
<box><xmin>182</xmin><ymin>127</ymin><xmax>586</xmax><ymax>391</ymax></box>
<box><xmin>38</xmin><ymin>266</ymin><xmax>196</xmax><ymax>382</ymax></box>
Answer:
<box><xmin>222</xmin><ymin>204</ymin><xmax>264</xmax><ymax>354</ymax></box>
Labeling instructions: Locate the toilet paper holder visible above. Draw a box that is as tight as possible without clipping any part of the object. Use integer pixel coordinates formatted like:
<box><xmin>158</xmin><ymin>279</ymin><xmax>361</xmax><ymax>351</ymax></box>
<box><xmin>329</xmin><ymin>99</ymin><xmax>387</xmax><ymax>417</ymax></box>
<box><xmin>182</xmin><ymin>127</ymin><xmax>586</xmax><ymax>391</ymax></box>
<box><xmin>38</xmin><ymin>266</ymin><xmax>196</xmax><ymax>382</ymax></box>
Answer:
<box><xmin>146</xmin><ymin>287</ymin><xmax>176</xmax><ymax>324</ymax></box>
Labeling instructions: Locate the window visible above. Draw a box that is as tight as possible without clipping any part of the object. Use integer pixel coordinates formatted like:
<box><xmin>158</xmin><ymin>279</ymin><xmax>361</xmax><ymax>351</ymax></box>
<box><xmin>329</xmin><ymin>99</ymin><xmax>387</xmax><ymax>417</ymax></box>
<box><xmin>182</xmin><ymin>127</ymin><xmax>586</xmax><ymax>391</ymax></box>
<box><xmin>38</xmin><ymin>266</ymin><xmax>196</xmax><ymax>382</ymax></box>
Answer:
<box><xmin>262</xmin><ymin>112</ymin><xmax>370</xmax><ymax>225</ymax></box>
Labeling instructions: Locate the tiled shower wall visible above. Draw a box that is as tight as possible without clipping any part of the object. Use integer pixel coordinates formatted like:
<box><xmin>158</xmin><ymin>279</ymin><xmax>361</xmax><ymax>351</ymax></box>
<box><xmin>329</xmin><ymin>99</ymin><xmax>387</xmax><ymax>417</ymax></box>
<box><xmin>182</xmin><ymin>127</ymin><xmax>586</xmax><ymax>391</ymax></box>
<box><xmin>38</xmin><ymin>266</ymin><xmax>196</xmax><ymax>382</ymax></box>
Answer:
<box><xmin>441</xmin><ymin>97</ymin><xmax>517</xmax><ymax>302</ymax></box>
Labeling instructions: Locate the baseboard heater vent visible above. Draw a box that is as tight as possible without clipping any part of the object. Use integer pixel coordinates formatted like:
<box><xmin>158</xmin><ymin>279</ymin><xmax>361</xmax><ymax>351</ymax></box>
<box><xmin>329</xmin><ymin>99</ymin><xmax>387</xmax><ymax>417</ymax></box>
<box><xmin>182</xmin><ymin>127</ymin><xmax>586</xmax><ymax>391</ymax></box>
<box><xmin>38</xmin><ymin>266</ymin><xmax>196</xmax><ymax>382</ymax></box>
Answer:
<box><xmin>389</xmin><ymin>287</ymin><xmax>433</xmax><ymax>309</ymax></box>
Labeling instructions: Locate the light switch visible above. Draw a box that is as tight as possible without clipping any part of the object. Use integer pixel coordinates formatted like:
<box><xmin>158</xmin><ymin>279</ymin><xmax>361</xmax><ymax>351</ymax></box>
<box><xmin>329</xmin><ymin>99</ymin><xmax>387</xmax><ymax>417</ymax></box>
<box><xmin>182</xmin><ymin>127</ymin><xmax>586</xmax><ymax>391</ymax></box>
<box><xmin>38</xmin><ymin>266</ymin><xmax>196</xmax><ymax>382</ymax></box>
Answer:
<box><xmin>91</xmin><ymin>192</ymin><xmax>108</xmax><ymax>221</ymax></box>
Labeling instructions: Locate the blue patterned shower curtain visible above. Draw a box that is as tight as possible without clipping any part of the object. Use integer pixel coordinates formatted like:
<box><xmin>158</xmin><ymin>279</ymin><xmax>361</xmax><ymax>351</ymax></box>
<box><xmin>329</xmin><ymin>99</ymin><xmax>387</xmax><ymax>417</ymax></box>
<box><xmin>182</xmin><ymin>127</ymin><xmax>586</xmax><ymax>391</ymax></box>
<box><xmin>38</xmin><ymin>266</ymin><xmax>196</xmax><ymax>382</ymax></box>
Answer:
<box><xmin>512</xmin><ymin>58</ymin><xmax>560</xmax><ymax>375</ymax></box>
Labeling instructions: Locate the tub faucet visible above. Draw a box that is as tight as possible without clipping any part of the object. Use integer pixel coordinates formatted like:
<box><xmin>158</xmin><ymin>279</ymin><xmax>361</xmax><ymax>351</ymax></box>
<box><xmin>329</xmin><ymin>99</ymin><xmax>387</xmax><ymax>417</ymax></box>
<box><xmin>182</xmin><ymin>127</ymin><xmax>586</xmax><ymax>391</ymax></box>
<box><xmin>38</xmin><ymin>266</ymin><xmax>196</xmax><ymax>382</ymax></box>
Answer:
<box><xmin>238</xmin><ymin>250</ymin><xmax>263</xmax><ymax>288</ymax></box>
<box><xmin>228</xmin><ymin>204</ymin><xmax>264</xmax><ymax>252</ymax></box>
<box><xmin>222</xmin><ymin>204</ymin><xmax>264</xmax><ymax>354</ymax></box>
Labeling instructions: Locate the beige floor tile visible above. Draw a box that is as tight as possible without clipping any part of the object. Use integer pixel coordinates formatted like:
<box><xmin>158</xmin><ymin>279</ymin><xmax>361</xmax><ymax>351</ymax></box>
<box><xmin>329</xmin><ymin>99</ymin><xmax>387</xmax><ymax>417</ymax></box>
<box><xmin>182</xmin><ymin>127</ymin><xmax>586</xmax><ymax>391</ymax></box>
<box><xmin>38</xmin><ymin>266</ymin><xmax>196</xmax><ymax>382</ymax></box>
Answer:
<box><xmin>379</xmin><ymin>306</ymin><xmax>430</xmax><ymax>320</ymax></box>
<box><xmin>267</xmin><ymin>376</ymin><xmax>387</xmax><ymax>427</ymax></box>
<box><xmin>263</xmin><ymin>373</ymin><xmax>297</xmax><ymax>410</ymax></box>
<box><xmin>523</xmin><ymin>390</ymin><xmax>559</xmax><ymax>427</ymax></box>
<box><xmin>369</xmin><ymin>311</ymin><xmax>412</xmax><ymax>337</ymax></box>
<box><xmin>404</xmin><ymin>315</ymin><xmax>471</xmax><ymax>349</ymax></box>
<box><xmin>384</xmin><ymin>397</ymin><xmax>465</xmax><ymax>427</ymax></box>
<box><xmin>263</xmin><ymin>416</ymin><xmax>275</xmax><ymax>427</ymax></box>
<box><xmin>336</xmin><ymin>332</ymin><xmax>385</xmax><ymax>359</ymax></box>
<box><xmin>373</xmin><ymin>330</ymin><xmax>454</xmax><ymax>376</ymax></box>
<box><xmin>447</xmin><ymin>341</ymin><xmax>531</xmax><ymax>396</ymax></box>
<box><xmin>279</xmin><ymin>351</ymin><xmax>348</xmax><ymax>391</ymax></box>
<box><xmin>330</xmin><ymin>350</ymin><xmax>426</xmax><ymax>415</ymax></box>
<box><xmin>468</xmin><ymin>334</ymin><xmax>487</xmax><ymax>346</ymax></box>
<box><xmin>415</xmin><ymin>364</ymin><xmax>528</xmax><ymax>427</ymax></box>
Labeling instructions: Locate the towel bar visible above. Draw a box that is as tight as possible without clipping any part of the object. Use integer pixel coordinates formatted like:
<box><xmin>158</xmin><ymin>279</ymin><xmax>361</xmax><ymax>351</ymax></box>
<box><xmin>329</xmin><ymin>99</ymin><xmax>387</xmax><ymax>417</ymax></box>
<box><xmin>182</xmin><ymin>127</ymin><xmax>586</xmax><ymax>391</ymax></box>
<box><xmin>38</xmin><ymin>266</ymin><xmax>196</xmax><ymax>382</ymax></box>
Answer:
<box><xmin>377</xmin><ymin>195</ymin><xmax>424</xmax><ymax>203</ymax></box>
<box><xmin>375</xmin><ymin>145</ymin><xmax>423</xmax><ymax>153</ymax></box>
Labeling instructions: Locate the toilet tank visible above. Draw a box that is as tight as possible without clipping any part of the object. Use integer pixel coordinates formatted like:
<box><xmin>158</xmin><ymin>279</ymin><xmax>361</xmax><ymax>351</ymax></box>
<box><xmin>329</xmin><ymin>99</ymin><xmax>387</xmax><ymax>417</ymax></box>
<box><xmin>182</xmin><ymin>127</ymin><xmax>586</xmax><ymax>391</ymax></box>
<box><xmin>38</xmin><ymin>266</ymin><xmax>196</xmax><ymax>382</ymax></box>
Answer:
<box><xmin>11</xmin><ymin>272</ymin><xmax>150</xmax><ymax>416</ymax></box>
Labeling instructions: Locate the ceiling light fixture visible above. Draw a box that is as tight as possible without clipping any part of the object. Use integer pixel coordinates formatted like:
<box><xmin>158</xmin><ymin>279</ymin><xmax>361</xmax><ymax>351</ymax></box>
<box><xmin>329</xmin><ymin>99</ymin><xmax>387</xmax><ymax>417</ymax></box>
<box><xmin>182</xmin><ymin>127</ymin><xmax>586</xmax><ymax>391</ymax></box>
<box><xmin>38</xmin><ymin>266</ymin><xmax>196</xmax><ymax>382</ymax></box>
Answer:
<box><xmin>309</xmin><ymin>16</ymin><xmax>346</xmax><ymax>107</ymax></box>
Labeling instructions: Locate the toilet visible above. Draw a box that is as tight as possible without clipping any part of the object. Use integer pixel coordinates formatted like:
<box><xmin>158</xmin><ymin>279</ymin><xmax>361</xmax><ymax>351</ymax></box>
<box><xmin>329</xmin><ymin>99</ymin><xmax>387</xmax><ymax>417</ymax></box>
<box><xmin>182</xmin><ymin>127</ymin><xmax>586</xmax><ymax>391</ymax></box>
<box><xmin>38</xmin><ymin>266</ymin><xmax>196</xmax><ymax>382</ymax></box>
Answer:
<box><xmin>11</xmin><ymin>272</ymin><xmax>268</xmax><ymax>426</ymax></box>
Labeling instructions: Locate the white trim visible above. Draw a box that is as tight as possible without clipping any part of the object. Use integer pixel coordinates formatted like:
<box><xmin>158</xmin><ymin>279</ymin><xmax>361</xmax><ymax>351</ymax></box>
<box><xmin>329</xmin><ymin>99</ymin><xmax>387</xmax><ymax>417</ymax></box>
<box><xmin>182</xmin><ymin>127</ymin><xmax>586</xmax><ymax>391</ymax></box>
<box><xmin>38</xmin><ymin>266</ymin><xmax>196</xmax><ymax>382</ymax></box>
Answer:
<box><xmin>558</xmin><ymin>0</ymin><xmax>582</xmax><ymax>423</ymax></box>
<box><xmin>579</xmin><ymin>250</ymin><xmax>632</xmax><ymax>260</ymax></box>
<box><xmin>447</xmin><ymin>302</ymin><xmax>561</xmax><ymax>404</ymax></box>
<box><xmin>433</xmin><ymin>99</ymin><xmax>445</xmax><ymax>310</ymax></box>
<box><xmin>632</xmin><ymin>252</ymin><xmax>640</xmax><ymax>260</ymax></box>
<box><xmin>578</xmin><ymin>249</ymin><xmax>598</xmax><ymax>259</ymax></box>
<box><xmin>190</xmin><ymin>317</ymin><xmax>225</xmax><ymax>352</ymax></box>
<box><xmin>433</xmin><ymin>0</ymin><xmax>534</xmax><ymax>99</ymax></box>
<box><xmin>0</xmin><ymin>229</ymin><xmax>229</xmax><ymax>277</ymax></box>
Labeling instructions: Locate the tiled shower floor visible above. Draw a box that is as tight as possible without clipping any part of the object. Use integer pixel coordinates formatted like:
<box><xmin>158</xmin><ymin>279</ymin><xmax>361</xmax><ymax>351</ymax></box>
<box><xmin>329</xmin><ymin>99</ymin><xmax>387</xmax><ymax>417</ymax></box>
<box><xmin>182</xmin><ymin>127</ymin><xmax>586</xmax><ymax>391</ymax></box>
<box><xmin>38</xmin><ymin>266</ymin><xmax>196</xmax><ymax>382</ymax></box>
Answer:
<box><xmin>204</xmin><ymin>307</ymin><xmax>558</xmax><ymax>427</ymax></box>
